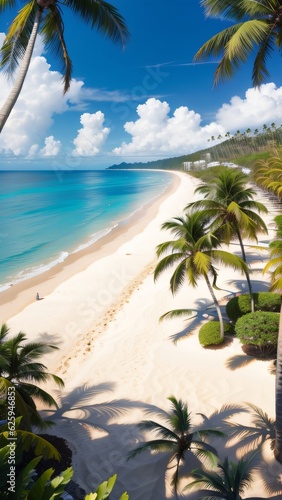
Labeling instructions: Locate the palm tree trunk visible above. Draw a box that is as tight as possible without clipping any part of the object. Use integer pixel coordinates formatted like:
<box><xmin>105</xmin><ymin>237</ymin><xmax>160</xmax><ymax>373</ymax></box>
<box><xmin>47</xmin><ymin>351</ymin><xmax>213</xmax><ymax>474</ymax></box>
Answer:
<box><xmin>0</xmin><ymin>8</ymin><xmax>42</xmax><ymax>133</ymax></box>
<box><xmin>204</xmin><ymin>274</ymin><xmax>225</xmax><ymax>340</ymax></box>
<box><xmin>236</xmin><ymin>228</ymin><xmax>255</xmax><ymax>313</ymax></box>
<box><xmin>274</xmin><ymin>302</ymin><xmax>282</xmax><ymax>463</ymax></box>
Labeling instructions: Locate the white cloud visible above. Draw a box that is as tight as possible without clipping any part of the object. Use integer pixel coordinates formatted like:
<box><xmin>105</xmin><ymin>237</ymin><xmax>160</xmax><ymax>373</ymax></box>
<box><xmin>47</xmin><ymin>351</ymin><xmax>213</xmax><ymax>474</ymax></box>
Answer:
<box><xmin>113</xmin><ymin>98</ymin><xmax>225</xmax><ymax>156</ymax></box>
<box><xmin>216</xmin><ymin>83</ymin><xmax>282</xmax><ymax>130</ymax></box>
<box><xmin>40</xmin><ymin>135</ymin><xmax>62</xmax><ymax>156</ymax></box>
<box><xmin>0</xmin><ymin>51</ymin><xmax>83</xmax><ymax>157</ymax></box>
<box><xmin>2</xmin><ymin>28</ymin><xmax>282</xmax><ymax>163</ymax></box>
<box><xmin>113</xmin><ymin>85</ymin><xmax>282</xmax><ymax>158</ymax></box>
<box><xmin>72</xmin><ymin>111</ymin><xmax>110</xmax><ymax>156</ymax></box>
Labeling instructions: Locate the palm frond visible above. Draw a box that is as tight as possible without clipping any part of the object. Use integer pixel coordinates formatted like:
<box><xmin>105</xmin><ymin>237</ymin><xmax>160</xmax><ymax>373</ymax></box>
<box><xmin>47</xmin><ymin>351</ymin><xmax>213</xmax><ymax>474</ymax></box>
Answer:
<box><xmin>41</xmin><ymin>6</ymin><xmax>73</xmax><ymax>93</ymax></box>
<box><xmin>64</xmin><ymin>0</ymin><xmax>129</xmax><ymax>46</ymax></box>
<box><xmin>211</xmin><ymin>249</ymin><xmax>247</xmax><ymax>273</ymax></box>
<box><xmin>154</xmin><ymin>253</ymin><xmax>185</xmax><ymax>281</ymax></box>
<box><xmin>170</xmin><ymin>260</ymin><xmax>188</xmax><ymax>294</ymax></box>
<box><xmin>18</xmin><ymin>382</ymin><xmax>60</xmax><ymax>408</ymax></box>
<box><xmin>0</xmin><ymin>2</ymin><xmax>36</xmax><ymax>75</ymax></box>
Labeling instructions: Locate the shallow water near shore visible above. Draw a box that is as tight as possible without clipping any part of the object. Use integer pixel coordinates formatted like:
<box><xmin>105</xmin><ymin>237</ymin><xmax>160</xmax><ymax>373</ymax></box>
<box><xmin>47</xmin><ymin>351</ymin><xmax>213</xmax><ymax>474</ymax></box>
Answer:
<box><xmin>0</xmin><ymin>169</ymin><xmax>172</xmax><ymax>291</ymax></box>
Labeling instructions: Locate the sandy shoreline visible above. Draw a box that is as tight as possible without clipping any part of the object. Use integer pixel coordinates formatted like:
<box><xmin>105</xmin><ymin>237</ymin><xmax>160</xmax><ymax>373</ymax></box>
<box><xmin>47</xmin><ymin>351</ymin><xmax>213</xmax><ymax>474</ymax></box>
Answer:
<box><xmin>3</xmin><ymin>170</ymin><xmax>282</xmax><ymax>498</ymax></box>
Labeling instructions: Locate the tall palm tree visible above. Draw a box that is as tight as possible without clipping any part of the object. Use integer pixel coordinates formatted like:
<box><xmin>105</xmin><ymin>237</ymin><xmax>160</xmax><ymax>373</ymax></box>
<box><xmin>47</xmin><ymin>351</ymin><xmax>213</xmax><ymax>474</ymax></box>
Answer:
<box><xmin>194</xmin><ymin>0</ymin><xmax>282</xmax><ymax>88</ymax></box>
<box><xmin>263</xmin><ymin>215</ymin><xmax>282</xmax><ymax>462</ymax></box>
<box><xmin>0</xmin><ymin>326</ymin><xmax>64</xmax><ymax>429</ymax></box>
<box><xmin>187</xmin><ymin>169</ymin><xmax>268</xmax><ymax>312</ymax></box>
<box><xmin>0</xmin><ymin>0</ymin><xmax>129</xmax><ymax>132</ymax></box>
<box><xmin>154</xmin><ymin>210</ymin><xmax>247</xmax><ymax>340</ymax></box>
<box><xmin>128</xmin><ymin>396</ymin><xmax>225</xmax><ymax>497</ymax></box>
<box><xmin>184</xmin><ymin>452</ymin><xmax>261</xmax><ymax>500</ymax></box>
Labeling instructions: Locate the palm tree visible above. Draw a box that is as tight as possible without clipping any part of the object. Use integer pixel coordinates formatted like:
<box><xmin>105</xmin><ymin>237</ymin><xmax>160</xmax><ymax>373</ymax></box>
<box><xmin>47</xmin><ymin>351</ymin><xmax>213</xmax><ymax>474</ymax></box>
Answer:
<box><xmin>184</xmin><ymin>452</ymin><xmax>261</xmax><ymax>500</ymax></box>
<box><xmin>0</xmin><ymin>325</ymin><xmax>64</xmax><ymax>429</ymax></box>
<box><xmin>194</xmin><ymin>0</ymin><xmax>282</xmax><ymax>88</ymax></box>
<box><xmin>263</xmin><ymin>215</ymin><xmax>282</xmax><ymax>462</ymax></box>
<box><xmin>253</xmin><ymin>154</ymin><xmax>282</xmax><ymax>198</ymax></box>
<box><xmin>154</xmin><ymin>210</ymin><xmax>247</xmax><ymax>340</ymax></box>
<box><xmin>0</xmin><ymin>0</ymin><xmax>129</xmax><ymax>132</ymax></box>
<box><xmin>128</xmin><ymin>396</ymin><xmax>225</xmax><ymax>497</ymax></box>
<box><xmin>187</xmin><ymin>169</ymin><xmax>268</xmax><ymax>312</ymax></box>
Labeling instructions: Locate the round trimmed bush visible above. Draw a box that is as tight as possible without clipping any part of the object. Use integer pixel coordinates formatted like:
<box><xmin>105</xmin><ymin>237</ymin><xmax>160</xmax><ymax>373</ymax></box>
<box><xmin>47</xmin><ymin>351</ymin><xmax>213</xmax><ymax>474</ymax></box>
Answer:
<box><xmin>226</xmin><ymin>292</ymin><xmax>281</xmax><ymax>322</ymax></box>
<box><xmin>199</xmin><ymin>321</ymin><xmax>235</xmax><ymax>347</ymax></box>
<box><xmin>235</xmin><ymin>311</ymin><xmax>279</xmax><ymax>357</ymax></box>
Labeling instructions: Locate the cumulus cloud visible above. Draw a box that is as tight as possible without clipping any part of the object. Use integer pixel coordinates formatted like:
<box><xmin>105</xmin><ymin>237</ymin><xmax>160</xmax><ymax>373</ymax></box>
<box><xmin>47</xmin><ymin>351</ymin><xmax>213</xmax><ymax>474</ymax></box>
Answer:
<box><xmin>113</xmin><ymin>98</ymin><xmax>225</xmax><ymax>156</ymax></box>
<box><xmin>216</xmin><ymin>83</ymin><xmax>282</xmax><ymax>131</ymax></box>
<box><xmin>0</xmin><ymin>52</ymin><xmax>83</xmax><ymax>157</ymax></box>
<box><xmin>2</xmin><ymin>28</ymin><xmax>282</xmax><ymax>162</ymax></box>
<box><xmin>40</xmin><ymin>136</ymin><xmax>62</xmax><ymax>156</ymax></box>
<box><xmin>72</xmin><ymin>111</ymin><xmax>110</xmax><ymax>156</ymax></box>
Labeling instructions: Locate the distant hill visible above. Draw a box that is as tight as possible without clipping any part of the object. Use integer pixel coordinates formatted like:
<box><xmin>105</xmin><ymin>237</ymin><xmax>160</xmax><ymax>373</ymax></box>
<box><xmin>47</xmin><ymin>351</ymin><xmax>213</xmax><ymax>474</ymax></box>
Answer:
<box><xmin>107</xmin><ymin>149</ymin><xmax>212</xmax><ymax>171</ymax></box>
<box><xmin>107</xmin><ymin>127</ymin><xmax>282</xmax><ymax>171</ymax></box>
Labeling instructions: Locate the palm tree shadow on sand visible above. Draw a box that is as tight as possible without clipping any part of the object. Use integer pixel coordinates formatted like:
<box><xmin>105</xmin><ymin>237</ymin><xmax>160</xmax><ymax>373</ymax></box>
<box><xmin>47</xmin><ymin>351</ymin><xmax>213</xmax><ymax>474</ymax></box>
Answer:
<box><xmin>40</xmin><ymin>382</ymin><xmax>164</xmax><ymax>434</ymax></box>
<box><xmin>38</xmin><ymin>383</ymin><xmax>179</xmax><ymax>498</ymax></box>
<box><xmin>127</xmin><ymin>401</ymin><xmax>262</xmax><ymax>500</ymax></box>
<box><xmin>226</xmin><ymin>277</ymin><xmax>270</xmax><ymax>294</ymax></box>
<box><xmin>168</xmin><ymin>298</ymin><xmax>228</xmax><ymax>344</ymax></box>
<box><xmin>37</xmin><ymin>384</ymin><xmax>282</xmax><ymax>498</ymax></box>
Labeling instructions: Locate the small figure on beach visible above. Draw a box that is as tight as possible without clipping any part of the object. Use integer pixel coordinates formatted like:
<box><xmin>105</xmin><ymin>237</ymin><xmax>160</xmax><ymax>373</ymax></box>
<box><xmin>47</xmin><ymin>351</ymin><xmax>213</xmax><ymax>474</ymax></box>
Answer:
<box><xmin>36</xmin><ymin>292</ymin><xmax>40</xmax><ymax>300</ymax></box>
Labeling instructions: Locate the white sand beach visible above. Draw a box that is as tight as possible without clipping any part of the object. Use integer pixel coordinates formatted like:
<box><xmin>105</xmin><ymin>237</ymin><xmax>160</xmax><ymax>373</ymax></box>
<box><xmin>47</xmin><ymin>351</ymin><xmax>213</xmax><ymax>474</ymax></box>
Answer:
<box><xmin>1</xmin><ymin>171</ymin><xmax>282</xmax><ymax>498</ymax></box>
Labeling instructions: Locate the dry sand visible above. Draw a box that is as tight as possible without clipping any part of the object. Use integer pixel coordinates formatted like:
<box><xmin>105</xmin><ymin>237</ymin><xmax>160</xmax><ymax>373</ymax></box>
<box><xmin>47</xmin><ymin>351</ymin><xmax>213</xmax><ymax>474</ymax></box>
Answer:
<box><xmin>2</xmin><ymin>171</ymin><xmax>282</xmax><ymax>498</ymax></box>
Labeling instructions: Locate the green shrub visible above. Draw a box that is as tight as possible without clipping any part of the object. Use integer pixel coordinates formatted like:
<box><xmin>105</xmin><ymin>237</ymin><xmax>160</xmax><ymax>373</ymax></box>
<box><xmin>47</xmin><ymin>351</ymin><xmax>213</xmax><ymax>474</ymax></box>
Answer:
<box><xmin>235</xmin><ymin>312</ymin><xmax>279</xmax><ymax>347</ymax></box>
<box><xmin>198</xmin><ymin>321</ymin><xmax>234</xmax><ymax>347</ymax></box>
<box><xmin>226</xmin><ymin>292</ymin><xmax>281</xmax><ymax>322</ymax></box>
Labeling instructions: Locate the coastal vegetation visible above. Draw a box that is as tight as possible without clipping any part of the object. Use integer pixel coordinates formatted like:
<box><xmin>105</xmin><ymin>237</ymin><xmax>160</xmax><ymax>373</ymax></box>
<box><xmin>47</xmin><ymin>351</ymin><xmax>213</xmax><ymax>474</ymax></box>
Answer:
<box><xmin>187</xmin><ymin>169</ymin><xmax>268</xmax><ymax>312</ymax></box>
<box><xmin>194</xmin><ymin>0</ymin><xmax>282</xmax><ymax>89</ymax></box>
<box><xmin>235</xmin><ymin>311</ymin><xmax>279</xmax><ymax>358</ymax></box>
<box><xmin>107</xmin><ymin>124</ymin><xmax>282</xmax><ymax>173</ymax></box>
<box><xmin>226</xmin><ymin>292</ymin><xmax>281</xmax><ymax>322</ymax></box>
<box><xmin>154</xmin><ymin>209</ymin><xmax>247</xmax><ymax>342</ymax></box>
<box><xmin>0</xmin><ymin>323</ymin><xmax>64</xmax><ymax>430</ymax></box>
<box><xmin>0</xmin><ymin>0</ymin><xmax>129</xmax><ymax>133</ymax></box>
<box><xmin>185</xmin><ymin>452</ymin><xmax>261</xmax><ymax>500</ymax></box>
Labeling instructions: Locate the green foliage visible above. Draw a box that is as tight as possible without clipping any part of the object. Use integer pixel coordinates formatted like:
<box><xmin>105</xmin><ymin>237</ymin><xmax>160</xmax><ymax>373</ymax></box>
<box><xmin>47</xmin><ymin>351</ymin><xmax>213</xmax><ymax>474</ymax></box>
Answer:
<box><xmin>85</xmin><ymin>474</ymin><xmax>129</xmax><ymax>500</ymax></box>
<box><xmin>185</xmin><ymin>452</ymin><xmax>260</xmax><ymax>499</ymax></box>
<box><xmin>226</xmin><ymin>292</ymin><xmax>281</xmax><ymax>321</ymax></box>
<box><xmin>198</xmin><ymin>321</ymin><xmax>234</xmax><ymax>346</ymax></box>
<box><xmin>235</xmin><ymin>312</ymin><xmax>279</xmax><ymax>347</ymax></box>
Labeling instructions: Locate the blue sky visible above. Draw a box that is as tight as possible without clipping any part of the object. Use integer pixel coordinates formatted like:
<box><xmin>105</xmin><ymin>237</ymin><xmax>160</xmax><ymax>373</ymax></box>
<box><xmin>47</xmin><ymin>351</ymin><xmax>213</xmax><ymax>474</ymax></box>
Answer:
<box><xmin>1</xmin><ymin>0</ymin><xmax>282</xmax><ymax>169</ymax></box>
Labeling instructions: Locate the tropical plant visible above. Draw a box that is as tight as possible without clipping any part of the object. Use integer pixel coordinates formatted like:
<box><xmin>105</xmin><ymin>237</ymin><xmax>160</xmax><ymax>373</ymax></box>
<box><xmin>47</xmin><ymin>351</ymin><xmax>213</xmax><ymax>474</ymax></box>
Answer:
<box><xmin>262</xmin><ymin>215</ymin><xmax>282</xmax><ymax>462</ymax></box>
<box><xmin>235</xmin><ymin>311</ymin><xmax>279</xmax><ymax>358</ymax></box>
<box><xmin>264</xmin><ymin>215</ymin><xmax>282</xmax><ymax>292</ymax></box>
<box><xmin>198</xmin><ymin>320</ymin><xmax>235</xmax><ymax>347</ymax></box>
<box><xmin>0</xmin><ymin>0</ymin><xmax>129</xmax><ymax>132</ymax></box>
<box><xmin>187</xmin><ymin>168</ymin><xmax>268</xmax><ymax>312</ymax></box>
<box><xmin>154</xmin><ymin>210</ymin><xmax>247</xmax><ymax>341</ymax></box>
<box><xmin>195</xmin><ymin>0</ymin><xmax>282</xmax><ymax>88</ymax></box>
<box><xmin>85</xmin><ymin>474</ymin><xmax>129</xmax><ymax>500</ymax></box>
<box><xmin>253</xmin><ymin>153</ymin><xmax>282</xmax><ymax>198</ymax></box>
<box><xmin>226</xmin><ymin>292</ymin><xmax>281</xmax><ymax>322</ymax></box>
<box><xmin>128</xmin><ymin>396</ymin><xmax>225</xmax><ymax>496</ymax></box>
<box><xmin>0</xmin><ymin>416</ymin><xmax>128</xmax><ymax>499</ymax></box>
<box><xmin>0</xmin><ymin>324</ymin><xmax>64</xmax><ymax>429</ymax></box>
<box><xmin>184</xmin><ymin>452</ymin><xmax>261</xmax><ymax>500</ymax></box>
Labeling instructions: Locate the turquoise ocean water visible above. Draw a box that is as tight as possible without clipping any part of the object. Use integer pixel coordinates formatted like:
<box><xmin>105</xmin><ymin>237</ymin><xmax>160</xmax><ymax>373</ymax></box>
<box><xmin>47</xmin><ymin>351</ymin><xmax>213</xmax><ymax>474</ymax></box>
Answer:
<box><xmin>0</xmin><ymin>169</ymin><xmax>173</xmax><ymax>292</ymax></box>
